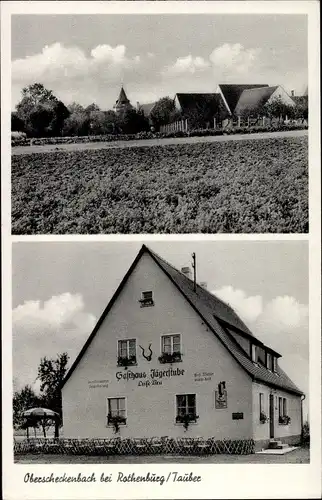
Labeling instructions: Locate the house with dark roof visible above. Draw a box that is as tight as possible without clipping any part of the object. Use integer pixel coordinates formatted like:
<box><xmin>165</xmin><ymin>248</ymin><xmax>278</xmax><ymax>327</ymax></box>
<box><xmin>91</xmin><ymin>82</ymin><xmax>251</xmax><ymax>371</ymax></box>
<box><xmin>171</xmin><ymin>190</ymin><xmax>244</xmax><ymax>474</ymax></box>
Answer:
<box><xmin>62</xmin><ymin>245</ymin><xmax>303</xmax><ymax>450</ymax></box>
<box><xmin>174</xmin><ymin>93</ymin><xmax>228</xmax><ymax>128</ymax></box>
<box><xmin>217</xmin><ymin>84</ymin><xmax>295</xmax><ymax>117</ymax></box>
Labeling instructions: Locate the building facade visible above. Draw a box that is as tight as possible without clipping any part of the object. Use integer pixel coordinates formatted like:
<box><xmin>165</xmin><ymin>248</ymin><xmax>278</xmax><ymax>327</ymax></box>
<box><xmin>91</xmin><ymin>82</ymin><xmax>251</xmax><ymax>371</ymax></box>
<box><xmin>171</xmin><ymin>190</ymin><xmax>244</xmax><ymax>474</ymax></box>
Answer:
<box><xmin>62</xmin><ymin>246</ymin><xmax>303</xmax><ymax>450</ymax></box>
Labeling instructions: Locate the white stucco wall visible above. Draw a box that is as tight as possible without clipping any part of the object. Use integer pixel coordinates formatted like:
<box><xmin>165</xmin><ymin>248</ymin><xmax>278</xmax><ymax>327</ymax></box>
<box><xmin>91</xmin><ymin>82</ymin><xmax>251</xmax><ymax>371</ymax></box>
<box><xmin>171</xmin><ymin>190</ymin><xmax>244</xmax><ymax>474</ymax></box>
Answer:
<box><xmin>252</xmin><ymin>381</ymin><xmax>302</xmax><ymax>443</ymax></box>
<box><xmin>268</xmin><ymin>86</ymin><xmax>296</xmax><ymax>107</ymax></box>
<box><xmin>62</xmin><ymin>252</ymin><xmax>253</xmax><ymax>440</ymax></box>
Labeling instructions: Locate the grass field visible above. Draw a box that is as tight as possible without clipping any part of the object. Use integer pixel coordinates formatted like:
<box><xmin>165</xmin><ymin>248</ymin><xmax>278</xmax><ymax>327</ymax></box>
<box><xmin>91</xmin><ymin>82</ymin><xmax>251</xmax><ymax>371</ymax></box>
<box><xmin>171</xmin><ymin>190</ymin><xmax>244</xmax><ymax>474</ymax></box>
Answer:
<box><xmin>14</xmin><ymin>447</ymin><xmax>309</xmax><ymax>464</ymax></box>
<box><xmin>11</xmin><ymin>134</ymin><xmax>308</xmax><ymax>234</ymax></box>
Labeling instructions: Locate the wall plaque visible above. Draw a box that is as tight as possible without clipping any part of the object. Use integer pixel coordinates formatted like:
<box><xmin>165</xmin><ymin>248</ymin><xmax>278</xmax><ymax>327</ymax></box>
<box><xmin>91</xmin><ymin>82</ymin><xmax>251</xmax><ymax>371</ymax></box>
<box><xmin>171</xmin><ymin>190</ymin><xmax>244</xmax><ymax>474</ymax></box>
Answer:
<box><xmin>215</xmin><ymin>390</ymin><xmax>227</xmax><ymax>409</ymax></box>
<box><xmin>232</xmin><ymin>412</ymin><xmax>244</xmax><ymax>420</ymax></box>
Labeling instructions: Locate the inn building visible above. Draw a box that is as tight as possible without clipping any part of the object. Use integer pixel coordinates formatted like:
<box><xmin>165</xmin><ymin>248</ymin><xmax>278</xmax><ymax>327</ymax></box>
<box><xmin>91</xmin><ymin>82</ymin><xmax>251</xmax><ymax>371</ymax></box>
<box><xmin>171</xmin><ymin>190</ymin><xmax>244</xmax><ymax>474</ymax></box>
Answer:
<box><xmin>61</xmin><ymin>245</ymin><xmax>303</xmax><ymax>450</ymax></box>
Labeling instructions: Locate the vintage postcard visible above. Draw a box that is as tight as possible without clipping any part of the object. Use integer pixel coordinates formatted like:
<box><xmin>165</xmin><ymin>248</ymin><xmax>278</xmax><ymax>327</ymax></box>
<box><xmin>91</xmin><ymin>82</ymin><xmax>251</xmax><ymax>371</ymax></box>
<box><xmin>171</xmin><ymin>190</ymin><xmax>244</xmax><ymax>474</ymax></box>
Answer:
<box><xmin>1</xmin><ymin>1</ymin><xmax>321</xmax><ymax>499</ymax></box>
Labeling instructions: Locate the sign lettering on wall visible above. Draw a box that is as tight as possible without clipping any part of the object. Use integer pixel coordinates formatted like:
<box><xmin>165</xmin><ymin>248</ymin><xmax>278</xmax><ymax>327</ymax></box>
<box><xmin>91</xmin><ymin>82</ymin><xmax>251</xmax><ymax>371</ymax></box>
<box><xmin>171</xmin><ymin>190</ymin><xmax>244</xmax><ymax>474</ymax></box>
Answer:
<box><xmin>194</xmin><ymin>371</ymin><xmax>214</xmax><ymax>382</ymax></box>
<box><xmin>116</xmin><ymin>367</ymin><xmax>185</xmax><ymax>387</ymax></box>
<box><xmin>88</xmin><ymin>379</ymin><xmax>109</xmax><ymax>389</ymax></box>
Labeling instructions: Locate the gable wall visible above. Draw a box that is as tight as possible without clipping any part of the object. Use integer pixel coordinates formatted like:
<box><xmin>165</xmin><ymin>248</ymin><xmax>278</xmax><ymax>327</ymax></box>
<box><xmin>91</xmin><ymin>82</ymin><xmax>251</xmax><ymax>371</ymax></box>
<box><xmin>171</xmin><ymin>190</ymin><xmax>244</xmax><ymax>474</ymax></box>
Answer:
<box><xmin>62</xmin><ymin>252</ymin><xmax>253</xmax><ymax>439</ymax></box>
<box><xmin>268</xmin><ymin>86</ymin><xmax>296</xmax><ymax>107</ymax></box>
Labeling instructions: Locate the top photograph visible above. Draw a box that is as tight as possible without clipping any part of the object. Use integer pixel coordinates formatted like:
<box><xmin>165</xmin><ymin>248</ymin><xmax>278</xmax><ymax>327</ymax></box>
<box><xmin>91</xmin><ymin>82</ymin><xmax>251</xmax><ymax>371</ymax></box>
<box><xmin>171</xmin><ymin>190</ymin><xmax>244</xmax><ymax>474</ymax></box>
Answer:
<box><xmin>10</xmin><ymin>13</ymin><xmax>309</xmax><ymax>234</ymax></box>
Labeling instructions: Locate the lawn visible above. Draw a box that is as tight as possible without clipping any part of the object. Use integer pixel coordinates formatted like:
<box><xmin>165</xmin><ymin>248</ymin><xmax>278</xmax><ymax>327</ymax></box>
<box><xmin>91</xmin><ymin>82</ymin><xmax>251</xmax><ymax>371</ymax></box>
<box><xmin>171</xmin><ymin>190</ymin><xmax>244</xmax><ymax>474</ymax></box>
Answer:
<box><xmin>14</xmin><ymin>447</ymin><xmax>309</xmax><ymax>464</ymax></box>
<box><xmin>11</xmin><ymin>135</ymin><xmax>308</xmax><ymax>234</ymax></box>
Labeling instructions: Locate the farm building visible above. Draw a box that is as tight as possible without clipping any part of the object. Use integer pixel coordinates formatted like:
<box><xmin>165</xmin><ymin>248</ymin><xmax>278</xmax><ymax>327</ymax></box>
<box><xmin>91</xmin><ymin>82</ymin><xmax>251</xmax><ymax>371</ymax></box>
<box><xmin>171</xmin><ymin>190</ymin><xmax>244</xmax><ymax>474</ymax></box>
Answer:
<box><xmin>61</xmin><ymin>245</ymin><xmax>303</xmax><ymax>451</ymax></box>
<box><xmin>216</xmin><ymin>84</ymin><xmax>295</xmax><ymax>117</ymax></box>
<box><xmin>174</xmin><ymin>93</ymin><xmax>228</xmax><ymax>128</ymax></box>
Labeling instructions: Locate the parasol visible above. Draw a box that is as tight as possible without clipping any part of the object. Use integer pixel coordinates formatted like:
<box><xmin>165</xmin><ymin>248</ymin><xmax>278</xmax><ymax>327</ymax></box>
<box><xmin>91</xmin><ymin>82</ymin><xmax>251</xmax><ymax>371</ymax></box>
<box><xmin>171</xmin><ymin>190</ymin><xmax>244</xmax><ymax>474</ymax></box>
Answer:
<box><xmin>23</xmin><ymin>407</ymin><xmax>60</xmax><ymax>439</ymax></box>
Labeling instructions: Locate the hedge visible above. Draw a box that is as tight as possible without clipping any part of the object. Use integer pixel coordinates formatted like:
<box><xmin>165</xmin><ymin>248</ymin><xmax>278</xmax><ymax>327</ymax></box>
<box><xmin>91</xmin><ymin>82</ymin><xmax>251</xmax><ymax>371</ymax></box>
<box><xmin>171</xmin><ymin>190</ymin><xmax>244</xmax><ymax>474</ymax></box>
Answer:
<box><xmin>11</xmin><ymin>123</ymin><xmax>308</xmax><ymax>147</ymax></box>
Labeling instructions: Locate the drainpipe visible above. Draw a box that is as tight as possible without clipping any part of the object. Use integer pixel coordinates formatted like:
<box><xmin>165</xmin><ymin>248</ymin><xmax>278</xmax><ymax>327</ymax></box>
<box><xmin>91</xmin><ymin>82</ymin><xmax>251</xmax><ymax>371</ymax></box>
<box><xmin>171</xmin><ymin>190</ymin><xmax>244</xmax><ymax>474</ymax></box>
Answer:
<box><xmin>300</xmin><ymin>394</ymin><xmax>306</xmax><ymax>442</ymax></box>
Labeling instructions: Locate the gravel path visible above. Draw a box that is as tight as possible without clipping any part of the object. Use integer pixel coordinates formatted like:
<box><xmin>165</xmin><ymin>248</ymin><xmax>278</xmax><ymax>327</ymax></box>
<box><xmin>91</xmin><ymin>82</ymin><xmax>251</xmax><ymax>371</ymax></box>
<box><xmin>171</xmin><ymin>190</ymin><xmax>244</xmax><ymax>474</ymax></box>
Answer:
<box><xmin>12</xmin><ymin>129</ymin><xmax>308</xmax><ymax>156</ymax></box>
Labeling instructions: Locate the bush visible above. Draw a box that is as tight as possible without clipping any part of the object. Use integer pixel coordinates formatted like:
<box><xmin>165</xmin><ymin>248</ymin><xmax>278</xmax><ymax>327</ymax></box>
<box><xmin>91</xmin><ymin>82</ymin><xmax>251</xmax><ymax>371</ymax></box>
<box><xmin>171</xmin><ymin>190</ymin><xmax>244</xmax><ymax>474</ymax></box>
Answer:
<box><xmin>12</xmin><ymin>123</ymin><xmax>308</xmax><ymax>147</ymax></box>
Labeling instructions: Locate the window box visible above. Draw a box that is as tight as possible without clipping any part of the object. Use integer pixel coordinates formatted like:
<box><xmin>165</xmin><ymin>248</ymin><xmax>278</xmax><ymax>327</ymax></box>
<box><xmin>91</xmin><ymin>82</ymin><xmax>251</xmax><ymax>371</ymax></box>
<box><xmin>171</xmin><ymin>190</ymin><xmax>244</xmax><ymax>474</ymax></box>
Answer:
<box><xmin>279</xmin><ymin>415</ymin><xmax>291</xmax><ymax>425</ymax></box>
<box><xmin>158</xmin><ymin>351</ymin><xmax>182</xmax><ymax>364</ymax></box>
<box><xmin>117</xmin><ymin>355</ymin><xmax>137</xmax><ymax>367</ymax></box>
<box><xmin>260</xmin><ymin>411</ymin><xmax>268</xmax><ymax>424</ymax></box>
<box><xmin>176</xmin><ymin>414</ymin><xmax>199</xmax><ymax>430</ymax></box>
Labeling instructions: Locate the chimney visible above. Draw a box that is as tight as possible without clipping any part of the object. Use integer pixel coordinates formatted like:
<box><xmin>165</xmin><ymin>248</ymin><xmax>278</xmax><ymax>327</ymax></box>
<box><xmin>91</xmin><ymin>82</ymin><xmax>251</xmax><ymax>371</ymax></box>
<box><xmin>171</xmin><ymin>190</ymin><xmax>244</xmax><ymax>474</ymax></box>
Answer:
<box><xmin>291</xmin><ymin>90</ymin><xmax>295</xmax><ymax>97</ymax></box>
<box><xmin>181</xmin><ymin>266</ymin><xmax>192</xmax><ymax>280</ymax></box>
<box><xmin>136</xmin><ymin>101</ymin><xmax>140</xmax><ymax>110</ymax></box>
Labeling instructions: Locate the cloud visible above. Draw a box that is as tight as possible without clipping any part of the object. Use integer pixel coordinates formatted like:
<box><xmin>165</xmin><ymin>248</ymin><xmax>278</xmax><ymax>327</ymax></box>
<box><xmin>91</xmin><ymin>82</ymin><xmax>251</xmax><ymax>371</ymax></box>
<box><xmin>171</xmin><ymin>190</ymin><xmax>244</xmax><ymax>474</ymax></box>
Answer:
<box><xmin>211</xmin><ymin>286</ymin><xmax>309</xmax><ymax>409</ymax></box>
<box><xmin>209</xmin><ymin>43</ymin><xmax>261</xmax><ymax>74</ymax></box>
<box><xmin>13</xmin><ymin>293</ymin><xmax>96</xmax><ymax>391</ymax></box>
<box><xmin>214</xmin><ymin>286</ymin><xmax>263</xmax><ymax>323</ymax></box>
<box><xmin>164</xmin><ymin>54</ymin><xmax>210</xmax><ymax>75</ymax></box>
<box><xmin>12</xmin><ymin>42</ymin><xmax>141</xmax><ymax>85</ymax></box>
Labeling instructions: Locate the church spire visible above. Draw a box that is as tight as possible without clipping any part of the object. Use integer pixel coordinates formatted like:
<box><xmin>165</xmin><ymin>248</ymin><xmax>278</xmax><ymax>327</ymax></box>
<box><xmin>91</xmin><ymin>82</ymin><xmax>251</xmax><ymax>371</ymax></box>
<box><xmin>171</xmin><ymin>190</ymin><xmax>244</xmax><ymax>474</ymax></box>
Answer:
<box><xmin>114</xmin><ymin>85</ymin><xmax>133</xmax><ymax>115</ymax></box>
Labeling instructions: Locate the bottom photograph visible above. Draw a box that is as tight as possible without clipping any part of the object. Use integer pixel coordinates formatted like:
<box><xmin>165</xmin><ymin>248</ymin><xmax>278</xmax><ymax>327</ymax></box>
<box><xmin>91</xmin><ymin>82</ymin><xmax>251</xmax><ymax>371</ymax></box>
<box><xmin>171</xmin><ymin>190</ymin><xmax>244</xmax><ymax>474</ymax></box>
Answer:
<box><xmin>12</xmin><ymin>240</ymin><xmax>309</xmax><ymax>464</ymax></box>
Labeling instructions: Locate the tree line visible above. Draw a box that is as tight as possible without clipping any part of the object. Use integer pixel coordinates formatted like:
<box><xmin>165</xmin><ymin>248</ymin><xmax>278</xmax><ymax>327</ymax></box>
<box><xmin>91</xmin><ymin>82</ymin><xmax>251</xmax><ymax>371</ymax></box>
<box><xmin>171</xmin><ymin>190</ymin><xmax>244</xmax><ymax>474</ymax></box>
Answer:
<box><xmin>12</xmin><ymin>83</ymin><xmax>308</xmax><ymax>139</ymax></box>
<box><xmin>11</xmin><ymin>83</ymin><xmax>180</xmax><ymax>138</ymax></box>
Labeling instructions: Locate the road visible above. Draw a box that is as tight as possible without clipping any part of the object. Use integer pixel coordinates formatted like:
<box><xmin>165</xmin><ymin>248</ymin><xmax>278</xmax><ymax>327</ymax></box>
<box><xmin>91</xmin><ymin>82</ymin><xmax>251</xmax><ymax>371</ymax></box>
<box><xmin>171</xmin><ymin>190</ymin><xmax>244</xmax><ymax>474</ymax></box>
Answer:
<box><xmin>12</xmin><ymin>129</ymin><xmax>308</xmax><ymax>156</ymax></box>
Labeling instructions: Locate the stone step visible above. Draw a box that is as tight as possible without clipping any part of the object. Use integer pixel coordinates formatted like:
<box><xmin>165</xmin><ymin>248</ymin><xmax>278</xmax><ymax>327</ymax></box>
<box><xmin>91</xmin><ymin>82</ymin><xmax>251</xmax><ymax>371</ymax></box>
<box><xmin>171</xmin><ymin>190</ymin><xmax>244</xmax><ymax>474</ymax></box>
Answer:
<box><xmin>267</xmin><ymin>440</ymin><xmax>290</xmax><ymax>450</ymax></box>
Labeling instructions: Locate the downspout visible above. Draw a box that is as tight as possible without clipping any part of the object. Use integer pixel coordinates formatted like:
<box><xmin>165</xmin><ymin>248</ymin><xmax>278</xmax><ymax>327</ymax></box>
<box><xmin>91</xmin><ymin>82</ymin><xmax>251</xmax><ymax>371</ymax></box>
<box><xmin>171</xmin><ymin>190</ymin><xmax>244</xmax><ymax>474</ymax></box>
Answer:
<box><xmin>300</xmin><ymin>394</ymin><xmax>306</xmax><ymax>442</ymax></box>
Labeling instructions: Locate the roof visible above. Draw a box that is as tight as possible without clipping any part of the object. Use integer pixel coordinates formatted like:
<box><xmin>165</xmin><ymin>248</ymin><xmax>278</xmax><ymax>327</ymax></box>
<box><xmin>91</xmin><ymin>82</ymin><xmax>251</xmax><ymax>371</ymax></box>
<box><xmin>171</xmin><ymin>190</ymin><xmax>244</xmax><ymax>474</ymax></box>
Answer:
<box><xmin>175</xmin><ymin>93</ymin><xmax>223</xmax><ymax>113</ymax></box>
<box><xmin>115</xmin><ymin>86</ymin><xmax>130</xmax><ymax>105</ymax></box>
<box><xmin>218</xmin><ymin>84</ymin><xmax>269</xmax><ymax>114</ymax></box>
<box><xmin>234</xmin><ymin>86</ymin><xmax>278</xmax><ymax>115</ymax></box>
<box><xmin>139</xmin><ymin>102</ymin><xmax>156</xmax><ymax>116</ymax></box>
<box><xmin>61</xmin><ymin>245</ymin><xmax>303</xmax><ymax>395</ymax></box>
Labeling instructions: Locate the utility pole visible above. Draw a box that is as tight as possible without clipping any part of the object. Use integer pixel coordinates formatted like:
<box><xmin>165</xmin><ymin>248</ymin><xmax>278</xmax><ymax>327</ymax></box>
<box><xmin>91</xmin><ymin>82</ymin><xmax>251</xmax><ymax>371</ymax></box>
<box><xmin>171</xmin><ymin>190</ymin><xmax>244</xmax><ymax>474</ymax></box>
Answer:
<box><xmin>191</xmin><ymin>252</ymin><xmax>196</xmax><ymax>292</ymax></box>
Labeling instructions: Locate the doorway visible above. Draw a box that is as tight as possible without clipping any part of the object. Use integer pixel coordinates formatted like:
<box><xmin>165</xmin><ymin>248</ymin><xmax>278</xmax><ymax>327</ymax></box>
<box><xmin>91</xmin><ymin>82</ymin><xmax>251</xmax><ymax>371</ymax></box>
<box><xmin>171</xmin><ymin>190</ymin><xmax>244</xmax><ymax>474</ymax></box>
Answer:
<box><xmin>269</xmin><ymin>394</ymin><xmax>275</xmax><ymax>438</ymax></box>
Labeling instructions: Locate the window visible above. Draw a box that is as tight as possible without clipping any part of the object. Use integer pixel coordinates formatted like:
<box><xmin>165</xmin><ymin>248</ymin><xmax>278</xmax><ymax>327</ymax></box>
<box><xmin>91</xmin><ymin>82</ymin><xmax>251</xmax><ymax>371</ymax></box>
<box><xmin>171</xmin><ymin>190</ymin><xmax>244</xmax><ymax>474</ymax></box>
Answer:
<box><xmin>273</xmin><ymin>357</ymin><xmax>277</xmax><ymax>372</ymax></box>
<box><xmin>258</xmin><ymin>347</ymin><xmax>266</xmax><ymax>365</ymax></box>
<box><xmin>266</xmin><ymin>353</ymin><xmax>272</xmax><ymax>370</ymax></box>
<box><xmin>176</xmin><ymin>394</ymin><xmax>198</xmax><ymax>423</ymax></box>
<box><xmin>159</xmin><ymin>334</ymin><xmax>182</xmax><ymax>363</ymax></box>
<box><xmin>139</xmin><ymin>290</ymin><xmax>154</xmax><ymax>307</ymax></box>
<box><xmin>251</xmin><ymin>344</ymin><xmax>258</xmax><ymax>363</ymax></box>
<box><xmin>107</xmin><ymin>397</ymin><xmax>126</xmax><ymax>426</ymax></box>
<box><xmin>283</xmin><ymin>398</ymin><xmax>287</xmax><ymax>416</ymax></box>
<box><xmin>278</xmin><ymin>397</ymin><xmax>283</xmax><ymax>418</ymax></box>
<box><xmin>259</xmin><ymin>393</ymin><xmax>264</xmax><ymax>414</ymax></box>
<box><xmin>117</xmin><ymin>339</ymin><xmax>136</xmax><ymax>366</ymax></box>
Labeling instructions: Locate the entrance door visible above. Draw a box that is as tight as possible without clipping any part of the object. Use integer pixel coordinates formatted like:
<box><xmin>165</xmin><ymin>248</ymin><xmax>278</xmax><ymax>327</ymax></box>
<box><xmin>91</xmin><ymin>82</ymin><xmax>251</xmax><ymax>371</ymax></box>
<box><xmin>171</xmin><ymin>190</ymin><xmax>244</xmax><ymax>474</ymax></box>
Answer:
<box><xmin>269</xmin><ymin>394</ymin><xmax>275</xmax><ymax>438</ymax></box>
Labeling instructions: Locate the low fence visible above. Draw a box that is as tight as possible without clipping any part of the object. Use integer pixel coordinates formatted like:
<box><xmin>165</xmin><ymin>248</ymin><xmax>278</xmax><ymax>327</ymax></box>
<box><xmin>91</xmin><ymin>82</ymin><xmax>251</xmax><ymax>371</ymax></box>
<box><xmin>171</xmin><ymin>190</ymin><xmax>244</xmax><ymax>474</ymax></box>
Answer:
<box><xmin>14</xmin><ymin>437</ymin><xmax>255</xmax><ymax>456</ymax></box>
<box><xmin>159</xmin><ymin>119</ymin><xmax>188</xmax><ymax>134</ymax></box>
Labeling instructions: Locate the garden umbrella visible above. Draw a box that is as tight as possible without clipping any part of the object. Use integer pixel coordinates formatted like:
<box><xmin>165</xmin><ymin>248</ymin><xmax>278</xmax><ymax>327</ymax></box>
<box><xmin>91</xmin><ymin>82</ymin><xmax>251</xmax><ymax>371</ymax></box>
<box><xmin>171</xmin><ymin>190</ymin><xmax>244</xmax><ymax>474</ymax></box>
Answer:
<box><xmin>23</xmin><ymin>408</ymin><xmax>60</xmax><ymax>438</ymax></box>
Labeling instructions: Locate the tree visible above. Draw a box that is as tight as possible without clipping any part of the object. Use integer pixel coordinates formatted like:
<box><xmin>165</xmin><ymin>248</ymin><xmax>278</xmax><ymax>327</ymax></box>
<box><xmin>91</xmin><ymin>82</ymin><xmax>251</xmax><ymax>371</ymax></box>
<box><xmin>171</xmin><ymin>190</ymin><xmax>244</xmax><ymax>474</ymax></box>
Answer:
<box><xmin>37</xmin><ymin>352</ymin><xmax>69</xmax><ymax>420</ymax></box>
<box><xmin>150</xmin><ymin>97</ymin><xmax>178</xmax><ymax>129</ymax></box>
<box><xmin>62</xmin><ymin>104</ymin><xmax>90</xmax><ymax>136</ymax></box>
<box><xmin>118</xmin><ymin>108</ymin><xmax>150</xmax><ymax>134</ymax></box>
<box><xmin>263</xmin><ymin>97</ymin><xmax>296</xmax><ymax>122</ymax></box>
<box><xmin>11</xmin><ymin>112</ymin><xmax>25</xmax><ymax>132</ymax></box>
<box><xmin>15</xmin><ymin>83</ymin><xmax>69</xmax><ymax>137</ymax></box>
<box><xmin>13</xmin><ymin>385</ymin><xmax>40</xmax><ymax>430</ymax></box>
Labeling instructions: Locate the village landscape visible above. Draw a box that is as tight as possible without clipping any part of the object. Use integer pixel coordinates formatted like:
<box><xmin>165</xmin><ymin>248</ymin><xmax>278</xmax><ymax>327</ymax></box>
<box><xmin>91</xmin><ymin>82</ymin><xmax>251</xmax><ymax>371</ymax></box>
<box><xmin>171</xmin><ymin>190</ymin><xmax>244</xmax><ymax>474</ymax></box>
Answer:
<box><xmin>11</xmin><ymin>81</ymin><xmax>308</xmax><ymax>234</ymax></box>
<box><xmin>10</xmin><ymin>13</ymin><xmax>312</xmax><ymax>470</ymax></box>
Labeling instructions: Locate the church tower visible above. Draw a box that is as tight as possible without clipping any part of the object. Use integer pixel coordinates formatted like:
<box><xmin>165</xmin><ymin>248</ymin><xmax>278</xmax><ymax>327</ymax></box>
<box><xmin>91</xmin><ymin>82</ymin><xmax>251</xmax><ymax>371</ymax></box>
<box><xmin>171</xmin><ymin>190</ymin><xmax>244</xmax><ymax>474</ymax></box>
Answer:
<box><xmin>113</xmin><ymin>86</ymin><xmax>133</xmax><ymax>115</ymax></box>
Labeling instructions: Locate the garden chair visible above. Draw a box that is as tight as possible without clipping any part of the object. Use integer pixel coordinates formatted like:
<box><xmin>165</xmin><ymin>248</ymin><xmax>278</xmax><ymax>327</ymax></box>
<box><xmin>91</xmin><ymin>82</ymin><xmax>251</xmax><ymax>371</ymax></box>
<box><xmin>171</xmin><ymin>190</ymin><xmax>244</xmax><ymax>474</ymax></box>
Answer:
<box><xmin>132</xmin><ymin>438</ymin><xmax>147</xmax><ymax>455</ymax></box>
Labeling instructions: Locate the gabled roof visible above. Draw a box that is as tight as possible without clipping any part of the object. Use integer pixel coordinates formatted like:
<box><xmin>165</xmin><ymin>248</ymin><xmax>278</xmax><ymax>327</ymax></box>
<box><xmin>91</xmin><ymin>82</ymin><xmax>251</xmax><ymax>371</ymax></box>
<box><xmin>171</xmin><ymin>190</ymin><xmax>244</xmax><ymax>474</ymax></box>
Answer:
<box><xmin>139</xmin><ymin>102</ymin><xmax>156</xmax><ymax>116</ymax></box>
<box><xmin>234</xmin><ymin>86</ymin><xmax>278</xmax><ymax>115</ymax></box>
<box><xmin>175</xmin><ymin>93</ymin><xmax>223</xmax><ymax>113</ymax></box>
<box><xmin>61</xmin><ymin>245</ymin><xmax>303</xmax><ymax>395</ymax></box>
<box><xmin>115</xmin><ymin>86</ymin><xmax>130</xmax><ymax>105</ymax></box>
<box><xmin>218</xmin><ymin>84</ymin><xmax>269</xmax><ymax>114</ymax></box>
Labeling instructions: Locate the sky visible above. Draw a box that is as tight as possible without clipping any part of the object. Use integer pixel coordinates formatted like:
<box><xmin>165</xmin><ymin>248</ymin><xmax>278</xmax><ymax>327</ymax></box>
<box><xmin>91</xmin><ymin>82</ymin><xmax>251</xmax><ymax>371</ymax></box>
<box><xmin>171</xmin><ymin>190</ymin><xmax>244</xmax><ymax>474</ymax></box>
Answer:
<box><xmin>11</xmin><ymin>14</ymin><xmax>308</xmax><ymax>110</ymax></box>
<box><xmin>12</xmin><ymin>240</ymin><xmax>309</xmax><ymax>418</ymax></box>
